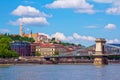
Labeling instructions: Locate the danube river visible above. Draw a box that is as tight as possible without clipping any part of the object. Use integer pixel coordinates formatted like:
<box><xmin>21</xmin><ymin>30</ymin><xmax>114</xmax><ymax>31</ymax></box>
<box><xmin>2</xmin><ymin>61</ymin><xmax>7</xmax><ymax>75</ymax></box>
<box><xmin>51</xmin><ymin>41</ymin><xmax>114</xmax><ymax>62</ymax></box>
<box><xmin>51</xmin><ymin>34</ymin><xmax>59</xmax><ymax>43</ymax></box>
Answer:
<box><xmin>0</xmin><ymin>64</ymin><xmax>120</xmax><ymax>80</ymax></box>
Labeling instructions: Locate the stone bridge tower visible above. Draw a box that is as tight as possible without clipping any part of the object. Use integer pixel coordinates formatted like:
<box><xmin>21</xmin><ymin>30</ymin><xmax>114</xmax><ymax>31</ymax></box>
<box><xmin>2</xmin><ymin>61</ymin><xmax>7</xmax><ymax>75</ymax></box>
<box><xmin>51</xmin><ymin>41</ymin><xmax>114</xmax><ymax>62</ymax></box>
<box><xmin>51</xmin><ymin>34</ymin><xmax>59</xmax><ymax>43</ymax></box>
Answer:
<box><xmin>94</xmin><ymin>38</ymin><xmax>108</xmax><ymax>65</ymax></box>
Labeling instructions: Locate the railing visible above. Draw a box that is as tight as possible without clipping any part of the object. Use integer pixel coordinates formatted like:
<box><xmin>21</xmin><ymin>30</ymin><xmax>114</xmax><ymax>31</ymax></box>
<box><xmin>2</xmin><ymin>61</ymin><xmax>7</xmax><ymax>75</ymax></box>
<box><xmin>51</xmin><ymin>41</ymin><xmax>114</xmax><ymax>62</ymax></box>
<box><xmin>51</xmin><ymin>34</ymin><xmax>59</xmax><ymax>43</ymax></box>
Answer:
<box><xmin>44</xmin><ymin>53</ymin><xmax>120</xmax><ymax>58</ymax></box>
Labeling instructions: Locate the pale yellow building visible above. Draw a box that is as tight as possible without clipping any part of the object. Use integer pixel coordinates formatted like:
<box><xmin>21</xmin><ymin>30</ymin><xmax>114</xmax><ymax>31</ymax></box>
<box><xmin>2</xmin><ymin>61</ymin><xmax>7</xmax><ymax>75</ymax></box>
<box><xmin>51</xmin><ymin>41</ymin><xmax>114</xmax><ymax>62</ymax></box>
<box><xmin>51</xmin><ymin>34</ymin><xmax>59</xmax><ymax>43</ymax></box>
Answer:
<box><xmin>23</xmin><ymin>33</ymin><xmax>39</xmax><ymax>42</ymax></box>
<box><xmin>36</xmin><ymin>44</ymin><xmax>55</xmax><ymax>56</ymax></box>
<box><xmin>36</xmin><ymin>44</ymin><xmax>66</xmax><ymax>56</ymax></box>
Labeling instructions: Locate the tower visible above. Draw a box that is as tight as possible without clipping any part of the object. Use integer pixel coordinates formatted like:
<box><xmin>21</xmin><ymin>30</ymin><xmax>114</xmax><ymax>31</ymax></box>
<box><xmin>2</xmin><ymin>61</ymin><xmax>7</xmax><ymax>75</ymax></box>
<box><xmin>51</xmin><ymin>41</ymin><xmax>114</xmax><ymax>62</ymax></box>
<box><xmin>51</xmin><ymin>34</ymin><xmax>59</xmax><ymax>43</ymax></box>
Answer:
<box><xmin>19</xmin><ymin>23</ymin><xmax>23</xmax><ymax>37</ymax></box>
<box><xmin>94</xmin><ymin>38</ymin><xmax>108</xmax><ymax>65</ymax></box>
<box><xmin>29</xmin><ymin>30</ymin><xmax>32</xmax><ymax>38</ymax></box>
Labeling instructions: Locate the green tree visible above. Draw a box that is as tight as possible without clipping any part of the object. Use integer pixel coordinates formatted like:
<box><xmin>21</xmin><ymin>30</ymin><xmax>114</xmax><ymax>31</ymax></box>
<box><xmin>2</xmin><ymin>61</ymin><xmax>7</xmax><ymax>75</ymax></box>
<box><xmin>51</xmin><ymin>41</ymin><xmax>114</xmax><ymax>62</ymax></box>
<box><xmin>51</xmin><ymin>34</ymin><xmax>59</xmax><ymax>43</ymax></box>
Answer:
<box><xmin>10</xmin><ymin>50</ymin><xmax>19</xmax><ymax>58</ymax></box>
<box><xmin>0</xmin><ymin>36</ymin><xmax>12</xmax><ymax>50</ymax></box>
<box><xmin>54</xmin><ymin>50</ymin><xmax>59</xmax><ymax>56</ymax></box>
<box><xmin>0</xmin><ymin>37</ymin><xmax>19</xmax><ymax>58</ymax></box>
<box><xmin>35</xmin><ymin>51</ymin><xmax>41</xmax><ymax>56</ymax></box>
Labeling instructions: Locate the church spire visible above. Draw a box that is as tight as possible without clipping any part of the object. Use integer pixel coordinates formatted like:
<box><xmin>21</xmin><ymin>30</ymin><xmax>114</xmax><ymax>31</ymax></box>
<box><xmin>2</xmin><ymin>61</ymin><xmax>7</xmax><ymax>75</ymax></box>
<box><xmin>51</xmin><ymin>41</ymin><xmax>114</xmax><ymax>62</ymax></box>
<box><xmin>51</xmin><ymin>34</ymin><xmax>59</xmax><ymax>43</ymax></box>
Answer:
<box><xmin>30</xmin><ymin>30</ymin><xmax>32</xmax><ymax>34</ymax></box>
<box><xmin>30</xmin><ymin>30</ymin><xmax>32</xmax><ymax>38</ymax></box>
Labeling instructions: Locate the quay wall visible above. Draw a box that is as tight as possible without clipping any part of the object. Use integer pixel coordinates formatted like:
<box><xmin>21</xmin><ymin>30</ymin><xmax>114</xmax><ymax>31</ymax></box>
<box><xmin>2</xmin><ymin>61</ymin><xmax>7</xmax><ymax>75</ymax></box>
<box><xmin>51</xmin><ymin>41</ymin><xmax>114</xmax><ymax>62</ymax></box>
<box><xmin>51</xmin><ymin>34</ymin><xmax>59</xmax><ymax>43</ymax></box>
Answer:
<box><xmin>0</xmin><ymin>59</ymin><xmax>120</xmax><ymax>64</ymax></box>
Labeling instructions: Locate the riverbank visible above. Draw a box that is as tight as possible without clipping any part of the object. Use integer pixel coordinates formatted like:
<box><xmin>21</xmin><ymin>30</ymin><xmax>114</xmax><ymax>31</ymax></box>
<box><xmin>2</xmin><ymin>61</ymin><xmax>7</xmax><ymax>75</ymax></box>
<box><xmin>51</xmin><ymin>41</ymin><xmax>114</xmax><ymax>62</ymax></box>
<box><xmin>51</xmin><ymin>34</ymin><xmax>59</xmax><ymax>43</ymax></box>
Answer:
<box><xmin>0</xmin><ymin>60</ymin><xmax>120</xmax><ymax>65</ymax></box>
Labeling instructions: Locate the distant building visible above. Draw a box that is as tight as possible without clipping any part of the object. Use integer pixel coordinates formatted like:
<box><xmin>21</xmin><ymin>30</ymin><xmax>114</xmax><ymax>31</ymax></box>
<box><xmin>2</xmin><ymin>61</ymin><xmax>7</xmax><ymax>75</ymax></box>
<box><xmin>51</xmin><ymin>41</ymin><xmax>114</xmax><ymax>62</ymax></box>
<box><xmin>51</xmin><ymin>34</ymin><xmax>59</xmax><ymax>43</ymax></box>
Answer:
<box><xmin>10</xmin><ymin>41</ymin><xmax>31</xmax><ymax>56</ymax></box>
<box><xmin>39</xmin><ymin>35</ymin><xmax>50</xmax><ymax>43</ymax></box>
<box><xmin>23</xmin><ymin>33</ymin><xmax>39</xmax><ymax>42</ymax></box>
<box><xmin>23</xmin><ymin>33</ymin><xmax>50</xmax><ymax>43</ymax></box>
<box><xmin>19</xmin><ymin>23</ymin><xmax>50</xmax><ymax>43</ymax></box>
<box><xmin>19</xmin><ymin>23</ymin><xmax>23</xmax><ymax>37</ymax></box>
<box><xmin>36</xmin><ymin>44</ymin><xmax>55</xmax><ymax>56</ymax></box>
<box><xmin>55</xmin><ymin>44</ymin><xmax>66</xmax><ymax>53</ymax></box>
<box><xmin>87</xmin><ymin>44</ymin><xmax>120</xmax><ymax>54</ymax></box>
<box><xmin>105</xmin><ymin>44</ymin><xmax>120</xmax><ymax>54</ymax></box>
<box><xmin>36</xmin><ymin>44</ymin><xmax>66</xmax><ymax>56</ymax></box>
<box><xmin>87</xmin><ymin>45</ymin><xmax>96</xmax><ymax>54</ymax></box>
<box><xmin>30</xmin><ymin>42</ymin><xmax>41</xmax><ymax>56</ymax></box>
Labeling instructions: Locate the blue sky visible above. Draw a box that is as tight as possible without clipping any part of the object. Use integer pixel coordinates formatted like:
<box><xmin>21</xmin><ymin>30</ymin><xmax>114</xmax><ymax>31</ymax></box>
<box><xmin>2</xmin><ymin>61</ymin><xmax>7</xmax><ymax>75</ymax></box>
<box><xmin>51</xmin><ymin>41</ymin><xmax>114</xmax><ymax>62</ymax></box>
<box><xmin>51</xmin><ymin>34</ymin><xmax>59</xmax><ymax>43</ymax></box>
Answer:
<box><xmin>0</xmin><ymin>0</ymin><xmax>120</xmax><ymax>46</ymax></box>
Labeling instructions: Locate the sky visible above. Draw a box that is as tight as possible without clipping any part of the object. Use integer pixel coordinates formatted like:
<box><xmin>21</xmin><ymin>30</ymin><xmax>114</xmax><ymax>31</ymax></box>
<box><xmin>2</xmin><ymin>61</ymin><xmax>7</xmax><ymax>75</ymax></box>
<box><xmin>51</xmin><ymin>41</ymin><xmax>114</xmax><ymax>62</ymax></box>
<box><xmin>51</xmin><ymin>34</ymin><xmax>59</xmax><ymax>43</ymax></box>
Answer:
<box><xmin>0</xmin><ymin>0</ymin><xmax>120</xmax><ymax>46</ymax></box>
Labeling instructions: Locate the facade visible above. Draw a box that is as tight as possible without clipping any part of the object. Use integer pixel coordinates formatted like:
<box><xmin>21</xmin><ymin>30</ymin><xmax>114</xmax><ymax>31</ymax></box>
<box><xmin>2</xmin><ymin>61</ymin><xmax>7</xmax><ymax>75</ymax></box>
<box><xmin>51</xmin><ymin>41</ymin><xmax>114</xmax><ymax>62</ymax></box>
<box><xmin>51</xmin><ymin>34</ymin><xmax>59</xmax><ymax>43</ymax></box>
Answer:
<box><xmin>23</xmin><ymin>33</ymin><xmax>50</xmax><ymax>43</ymax></box>
<box><xmin>105</xmin><ymin>44</ymin><xmax>120</xmax><ymax>54</ymax></box>
<box><xmin>36</xmin><ymin>44</ymin><xmax>66</xmax><ymax>56</ymax></box>
<box><xmin>10</xmin><ymin>41</ymin><xmax>31</xmax><ymax>56</ymax></box>
<box><xmin>19</xmin><ymin>23</ymin><xmax>50</xmax><ymax>43</ymax></box>
<box><xmin>87</xmin><ymin>45</ymin><xmax>96</xmax><ymax>54</ymax></box>
<box><xmin>39</xmin><ymin>35</ymin><xmax>50</xmax><ymax>43</ymax></box>
<box><xmin>55</xmin><ymin>44</ymin><xmax>66</xmax><ymax>54</ymax></box>
<box><xmin>36</xmin><ymin>44</ymin><xmax>55</xmax><ymax>56</ymax></box>
<box><xmin>23</xmin><ymin>33</ymin><xmax>39</xmax><ymax>42</ymax></box>
<box><xmin>30</xmin><ymin>42</ymin><xmax>41</xmax><ymax>56</ymax></box>
<box><xmin>87</xmin><ymin>44</ymin><xmax>120</xmax><ymax>54</ymax></box>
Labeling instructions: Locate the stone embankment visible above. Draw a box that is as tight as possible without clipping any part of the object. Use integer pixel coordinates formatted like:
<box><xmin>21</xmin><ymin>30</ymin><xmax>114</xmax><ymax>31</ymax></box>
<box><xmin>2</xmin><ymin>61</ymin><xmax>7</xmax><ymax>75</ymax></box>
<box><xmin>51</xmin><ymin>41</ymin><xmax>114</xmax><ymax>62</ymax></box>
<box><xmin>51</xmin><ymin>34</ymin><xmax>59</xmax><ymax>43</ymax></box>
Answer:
<box><xmin>0</xmin><ymin>58</ymin><xmax>120</xmax><ymax>65</ymax></box>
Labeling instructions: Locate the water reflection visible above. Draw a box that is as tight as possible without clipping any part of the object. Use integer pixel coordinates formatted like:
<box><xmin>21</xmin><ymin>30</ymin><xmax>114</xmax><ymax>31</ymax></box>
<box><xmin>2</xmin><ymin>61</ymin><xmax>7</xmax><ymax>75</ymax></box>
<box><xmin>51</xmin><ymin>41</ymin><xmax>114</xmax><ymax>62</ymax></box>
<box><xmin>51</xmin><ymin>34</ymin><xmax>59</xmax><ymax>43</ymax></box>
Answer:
<box><xmin>0</xmin><ymin>64</ymin><xmax>120</xmax><ymax>80</ymax></box>
<box><xmin>95</xmin><ymin>66</ymin><xmax>106</xmax><ymax>80</ymax></box>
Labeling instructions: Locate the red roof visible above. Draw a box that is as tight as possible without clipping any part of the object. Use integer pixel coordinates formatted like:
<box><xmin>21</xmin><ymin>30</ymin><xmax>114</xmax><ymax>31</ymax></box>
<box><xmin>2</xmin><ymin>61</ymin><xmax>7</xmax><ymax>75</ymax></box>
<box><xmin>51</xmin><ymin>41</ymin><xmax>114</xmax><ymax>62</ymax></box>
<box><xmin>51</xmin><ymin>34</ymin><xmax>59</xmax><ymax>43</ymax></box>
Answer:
<box><xmin>40</xmin><ymin>43</ymin><xmax>54</xmax><ymax>48</ymax></box>
<box><xmin>39</xmin><ymin>35</ymin><xmax>47</xmax><ymax>37</ymax></box>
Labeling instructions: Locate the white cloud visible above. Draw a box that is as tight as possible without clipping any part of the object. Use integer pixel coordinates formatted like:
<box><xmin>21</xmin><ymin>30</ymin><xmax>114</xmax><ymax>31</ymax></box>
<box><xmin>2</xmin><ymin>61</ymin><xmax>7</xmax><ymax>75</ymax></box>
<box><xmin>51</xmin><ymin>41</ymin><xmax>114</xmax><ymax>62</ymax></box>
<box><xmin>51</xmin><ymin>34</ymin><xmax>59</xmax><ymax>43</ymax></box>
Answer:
<box><xmin>10</xmin><ymin>17</ymin><xmax>49</xmax><ymax>26</ymax></box>
<box><xmin>92</xmin><ymin>0</ymin><xmax>120</xmax><ymax>15</ymax></box>
<box><xmin>51</xmin><ymin>32</ymin><xmax>67</xmax><ymax>41</ymax></box>
<box><xmin>46</xmin><ymin>0</ymin><xmax>93</xmax><ymax>9</ymax></box>
<box><xmin>38</xmin><ymin>33</ymin><xmax>51</xmax><ymax>38</ymax></box>
<box><xmin>106</xmin><ymin>0</ymin><xmax>120</xmax><ymax>15</ymax></box>
<box><xmin>12</xmin><ymin>5</ymin><xmax>48</xmax><ymax>17</ymax></box>
<box><xmin>50</xmin><ymin>32</ymin><xmax>120</xmax><ymax>45</ymax></box>
<box><xmin>46</xmin><ymin>0</ymin><xmax>95</xmax><ymax>14</ymax></box>
<box><xmin>10</xmin><ymin>5</ymin><xmax>51</xmax><ymax>26</ymax></box>
<box><xmin>93</xmin><ymin>0</ymin><xmax>113</xmax><ymax>3</ymax></box>
<box><xmin>76</xmin><ymin>9</ymin><xmax>95</xmax><ymax>14</ymax></box>
<box><xmin>106</xmin><ymin>7</ymin><xmax>120</xmax><ymax>15</ymax></box>
<box><xmin>37</xmin><ymin>32</ymin><xmax>120</xmax><ymax>45</ymax></box>
<box><xmin>73</xmin><ymin>33</ymin><xmax>96</xmax><ymax>41</ymax></box>
<box><xmin>67</xmin><ymin>36</ymin><xmax>74</xmax><ymax>40</ymax></box>
<box><xmin>107</xmin><ymin>39</ymin><xmax>120</xmax><ymax>43</ymax></box>
<box><xmin>0</xmin><ymin>29</ymin><xmax>10</xmax><ymax>33</ymax></box>
<box><xmin>105</xmin><ymin>24</ymin><xmax>116</xmax><ymax>29</ymax></box>
<box><xmin>85</xmin><ymin>25</ymin><xmax>97</xmax><ymax>28</ymax></box>
<box><xmin>51</xmin><ymin>32</ymin><xmax>96</xmax><ymax>42</ymax></box>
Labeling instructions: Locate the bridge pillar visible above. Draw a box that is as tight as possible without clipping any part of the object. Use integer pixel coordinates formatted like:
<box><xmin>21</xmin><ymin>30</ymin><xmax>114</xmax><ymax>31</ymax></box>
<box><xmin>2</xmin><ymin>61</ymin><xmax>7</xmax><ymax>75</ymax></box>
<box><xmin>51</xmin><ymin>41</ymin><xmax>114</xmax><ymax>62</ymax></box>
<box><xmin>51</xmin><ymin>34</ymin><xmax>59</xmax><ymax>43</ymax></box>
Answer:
<box><xmin>94</xmin><ymin>38</ymin><xmax>108</xmax><ymax>65</ymax></box>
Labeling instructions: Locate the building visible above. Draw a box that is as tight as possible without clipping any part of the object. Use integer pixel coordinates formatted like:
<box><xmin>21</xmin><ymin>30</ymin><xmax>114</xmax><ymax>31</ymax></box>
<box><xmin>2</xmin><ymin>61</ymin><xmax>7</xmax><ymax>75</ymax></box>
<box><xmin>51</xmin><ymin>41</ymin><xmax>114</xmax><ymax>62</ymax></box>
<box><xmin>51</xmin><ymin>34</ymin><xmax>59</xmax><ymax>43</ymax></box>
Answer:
<box><xmin>87</xmin><ymin>45</ymin><xmax>96</xmax><ymax>54</ymax></box>
<box><xmin>23</xmin><ymin>33</ymin><xmax>50</xmax><ymax>43</ymax></box>
<box><xmin>54</xmin><ymin>44</ymin><xmax>66</xmax><ymax>53</ymax></box>
<box><xmin>36</xmin><ymin>44</ymin><xmax>55</xmax><ymax>56</ymax></box>
<box><xmin>19</xmin><ymin>23</ymin><xmax>50</xmax><ymax>43</ymax></box>
<box><xmin>23</xmin><ymin>33</ymin><xmax>39</xmax><ymax>42</ymax></box>
<box><xmin>30</xmin><ymin>42</ymin><xmax>41</xmax><ymax>56</ymax></box>
<box><xmin>105</xmin><ymin>44</ymin><xmax>120</xmax><ymax>54</ymax></box>
<box><xmin>39</xmin><ymin>35</ymin><xmax>50</xmax><ymax>43</ymax></box>
<box><xmin>87</xmin><ymin>44</ymin><xmax>120</xmax><ymax>54</ymax></box>
<box><xmin>36</xmin><ymin>44</ymin><xmax>66</xmax><ymax>56</ymax></box>
<box><xmin>19</xmin><ymin>23</ymin><xmax>23</xmax><ymax>37</ymax></box>
<box><xmin>10</xmin><ymin>41</ymin><xmax>31</xmax><ymax>56</ymax></box>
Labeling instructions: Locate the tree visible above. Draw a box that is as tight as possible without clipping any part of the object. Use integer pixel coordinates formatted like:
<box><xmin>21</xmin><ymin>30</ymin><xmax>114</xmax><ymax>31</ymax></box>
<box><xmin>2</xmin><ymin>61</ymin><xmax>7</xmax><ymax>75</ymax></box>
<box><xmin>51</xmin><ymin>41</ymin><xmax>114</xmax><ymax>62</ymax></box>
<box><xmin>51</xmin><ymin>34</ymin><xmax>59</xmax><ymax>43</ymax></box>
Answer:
<box><xmin>0</xmin><ymin>36</ymin><xmax>12</xmax><ymax>50</ymax></box>
<box><xmin>51</xmin><ymin>38</ymin><xmax>55</xmax><ymax>42</ymax></box>
<box><xmin>54</xmin><ymin>50</ymin><xmax>59</xmax><ymax>56</ymax></box>
<box><xmin>0</xmin><ymin>37</ymin><xmax>19</xmax><ymax>58</ymax></box>
<box><xmin>10</xmin><ymin>50</ymin><xmax>19</xmax><ymax>58</ymax></box>
<box><xmin>35</xmin><ymin>51</ymin><xmax>41</xmax><ymax>56</ymax></box>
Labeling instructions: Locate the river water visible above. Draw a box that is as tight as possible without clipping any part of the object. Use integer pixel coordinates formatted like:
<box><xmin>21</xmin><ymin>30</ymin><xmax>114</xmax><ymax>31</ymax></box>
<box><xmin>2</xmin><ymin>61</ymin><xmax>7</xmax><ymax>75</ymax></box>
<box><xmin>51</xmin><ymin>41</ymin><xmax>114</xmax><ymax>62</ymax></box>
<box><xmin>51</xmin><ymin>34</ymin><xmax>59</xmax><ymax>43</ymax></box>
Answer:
<box><xmin>0</xmin><ymin>64</ymin><xmax>120</xmax><ymax>80</ymax></box>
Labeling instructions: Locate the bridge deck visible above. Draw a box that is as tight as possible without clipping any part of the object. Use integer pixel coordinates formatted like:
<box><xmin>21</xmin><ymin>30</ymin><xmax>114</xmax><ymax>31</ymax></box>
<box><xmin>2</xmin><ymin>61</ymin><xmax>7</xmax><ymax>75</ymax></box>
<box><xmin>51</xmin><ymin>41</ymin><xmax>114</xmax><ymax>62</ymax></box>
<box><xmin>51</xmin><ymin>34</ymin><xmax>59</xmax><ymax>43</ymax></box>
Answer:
<box><xmin>44</xmin><ymin>54</ymin><xmax>120</xmax><ymax>59</ymax></box>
